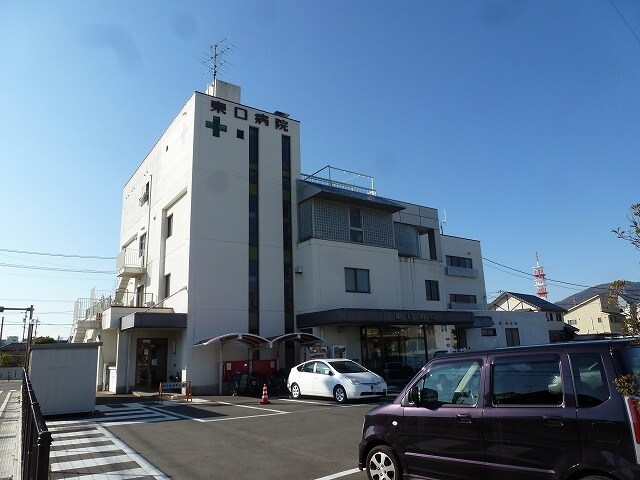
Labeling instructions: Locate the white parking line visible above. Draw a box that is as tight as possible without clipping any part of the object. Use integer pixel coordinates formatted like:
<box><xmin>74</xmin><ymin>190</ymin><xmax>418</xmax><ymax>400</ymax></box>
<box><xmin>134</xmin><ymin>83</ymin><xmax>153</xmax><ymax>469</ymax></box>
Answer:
<box><xmin>199</xmin><ymin>411</ymin><xmax>288</xmax><ymax>423</ymax></box>
<box><xmin>213</xmin><ymin>400</ymin><xmax>288</xmax><ymax>413</ymax></box>
<box><xmin>0</xmin><ymin>390</ymin><xmax>12</xmax><ymax>416</ymax></box>
<box><xmin>314</xmin><ymin>467</ymin><xmax>361</xmax><ymax>480</ymax></box>
<box><xmin>279</xmin><ymin>398</ymin><xmax>371</xmax><ymax>408</ymax></box>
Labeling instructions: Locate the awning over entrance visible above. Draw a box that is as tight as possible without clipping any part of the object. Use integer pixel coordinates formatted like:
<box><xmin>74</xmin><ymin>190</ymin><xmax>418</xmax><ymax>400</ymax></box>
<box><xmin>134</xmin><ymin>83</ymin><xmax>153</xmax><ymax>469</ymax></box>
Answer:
<box><xmin>121</xmin><ymin>312</ymin><xmax>188</xmax><ymax>330</ymax></box>
<box><xmin>193</xmin><ymin>333</ymin><xmax>271</xmax><ymax>349</ymax></box>
<box><xmin>297</xmin><ymin>308</ymin><xmax>475</xmax><ymax>328</ymax></box>
<box><xmin>193</xmin><ymin>332</ymin><xmax>325</xmax><ymax>349</ymax></box>
<box><xmin>192</xmin><ymin>332</ymin><xmax>325</xmax><ymax>395</ymax></box>
<box><xmin>268</xmin><ymin>332</ymin><xmax>324</xmax><ymax>348</ymax></box>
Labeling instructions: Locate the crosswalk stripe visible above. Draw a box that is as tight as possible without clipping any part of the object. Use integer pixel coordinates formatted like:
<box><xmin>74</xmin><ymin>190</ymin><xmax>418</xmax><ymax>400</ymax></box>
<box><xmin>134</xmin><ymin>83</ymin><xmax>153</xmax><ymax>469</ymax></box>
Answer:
<box><xmin>51</xmin><ymin>454</ymin><xmax>133</xmax><ymax>472</ymax></box>
<box><xmin>56</xmin><ymin>467</ymin><xmax>150</xmax><ymax>480</ymax></box>
<box><xmin>49</xmin><ymin>443</ymin><xmax>122</xmax><ymax>458</ymax></box>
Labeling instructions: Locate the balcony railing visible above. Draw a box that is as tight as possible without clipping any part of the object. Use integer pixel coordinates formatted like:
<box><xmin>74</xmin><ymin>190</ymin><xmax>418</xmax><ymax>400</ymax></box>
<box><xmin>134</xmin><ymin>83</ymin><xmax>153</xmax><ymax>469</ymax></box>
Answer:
<box><xmin>116</xmin><ymin>248</ymin><xmax>145</xmax><ymax>278</ymax></box>
<box><xmin>302</xmin><ymin>165</ymin><xmax>377</xmax><ymax>196</ymax></box>
<box><xmin>450</xmin><ymin>302</ymin><xmax>481</xmax><ymax>310</ymax></box>
<box><xmin>74</xmin><ymin>292</ymin><xmax>154</xmax><ymax>321</ymax></box>
<box><xmin>445</xmin><ymin>266</ymin><xmax>479</xmax><ymax>278</ymax></box>
<box><xmin>111</xmin><ymin>291</ymin><xmax>154</xmax><ymax>308</ymax></box>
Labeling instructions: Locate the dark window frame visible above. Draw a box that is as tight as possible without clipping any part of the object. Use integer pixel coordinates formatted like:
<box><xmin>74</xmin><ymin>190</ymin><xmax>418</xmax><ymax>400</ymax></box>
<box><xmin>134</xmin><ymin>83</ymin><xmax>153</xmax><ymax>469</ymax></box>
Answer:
<box><xmin>166</xmin><ymin>213</ymin><xmax>173</xmax><ymax>238</ymax></box>
<box><xmin>426</xmin><ymin>280</ymin><xmax>440</xmax><ymax>301</ymax></box>
<box><xmin>345</xmin><ymin>267</ymin><xmax>370</xmax><ymax>293</ymax></box>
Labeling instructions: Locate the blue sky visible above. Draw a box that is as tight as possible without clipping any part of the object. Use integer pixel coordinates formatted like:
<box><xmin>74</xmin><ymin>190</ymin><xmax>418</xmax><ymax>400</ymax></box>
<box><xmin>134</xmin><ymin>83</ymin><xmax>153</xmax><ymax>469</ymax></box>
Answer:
<box><xmin>1</xmin><ymin>0</ymin><xmax>639</xmax><ymax>340</ymax></box>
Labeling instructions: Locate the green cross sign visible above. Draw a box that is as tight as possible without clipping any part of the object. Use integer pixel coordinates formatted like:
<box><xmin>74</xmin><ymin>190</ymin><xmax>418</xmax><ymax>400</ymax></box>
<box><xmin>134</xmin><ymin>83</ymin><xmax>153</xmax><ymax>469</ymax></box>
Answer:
<box><xmin>205</xmin><ymin>115</ymin><xmax>227</xmax><ymax>137</ymax></box>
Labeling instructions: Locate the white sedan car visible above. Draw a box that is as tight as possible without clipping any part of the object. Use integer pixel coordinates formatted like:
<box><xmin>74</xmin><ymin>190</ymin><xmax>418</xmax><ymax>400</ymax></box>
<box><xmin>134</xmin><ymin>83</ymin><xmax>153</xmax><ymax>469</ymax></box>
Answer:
<box><xmin>287</xmin><ymin>359</ymin><xmax>387</xmax><ymax>403</ymax></box>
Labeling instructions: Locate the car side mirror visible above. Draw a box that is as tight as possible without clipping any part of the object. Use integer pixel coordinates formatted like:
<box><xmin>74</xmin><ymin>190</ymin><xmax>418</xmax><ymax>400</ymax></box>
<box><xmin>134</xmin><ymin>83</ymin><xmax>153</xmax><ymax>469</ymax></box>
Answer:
<box><xmin>408</xmin><ymin>386</ymin><xmax>439</xmax><ymax>407</ymax></box>
<box><xmin>420</xmin><ymin>387</ymin><xmax>439</xmax><ymax>407</ymax></box>
<box><xmin>327</xmin><ymin>371</ymin><xmax>334</xmax><ymax>376</ymax></box>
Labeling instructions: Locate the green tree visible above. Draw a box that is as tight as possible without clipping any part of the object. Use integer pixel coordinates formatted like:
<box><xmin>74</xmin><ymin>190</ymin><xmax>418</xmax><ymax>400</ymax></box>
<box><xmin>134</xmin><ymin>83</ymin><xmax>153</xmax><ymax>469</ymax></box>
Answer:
<box><xmin>0</xmin><ymin>353</ymin><xmax>10</xmax><ymax>368</ymax></box>
<box><xmin>611</xmin><ymin>204</ymin><xmax>640</xmax><ymax>398</ymax></box>
<box><xmin>33</xmin><ymin>336</ymin><xmax>57</xmax><ymax>344</ymax></box>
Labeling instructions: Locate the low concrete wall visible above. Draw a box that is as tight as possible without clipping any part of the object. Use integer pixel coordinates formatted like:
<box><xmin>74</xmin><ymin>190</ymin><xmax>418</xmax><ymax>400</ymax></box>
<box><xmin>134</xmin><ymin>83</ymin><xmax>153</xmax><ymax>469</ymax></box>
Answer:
<box><xmin>0</xmin><ymin>368</ymin><xmax>24</xmax><ymax>380</ymax></box>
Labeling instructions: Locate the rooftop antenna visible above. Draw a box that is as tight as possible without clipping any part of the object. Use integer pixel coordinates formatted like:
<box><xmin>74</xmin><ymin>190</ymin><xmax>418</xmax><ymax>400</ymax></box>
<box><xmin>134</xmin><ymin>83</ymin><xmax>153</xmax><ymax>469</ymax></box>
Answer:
<box><xmin>199</xmin><ymin>38</ymin><xmax>235</xmax><ymax>82</ymax></box>
<box><xmin>439</xmin><ymin>209</ymin><xmax>447</xmax><ymax>234</ymax></box>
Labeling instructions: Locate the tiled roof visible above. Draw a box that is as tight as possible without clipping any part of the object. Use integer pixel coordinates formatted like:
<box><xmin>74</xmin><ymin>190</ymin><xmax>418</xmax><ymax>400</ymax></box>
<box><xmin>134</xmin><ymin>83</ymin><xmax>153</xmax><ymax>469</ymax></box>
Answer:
<box><xmin>504</xmin><ymin>292</ymin><xmax>567</xmax><ymax>312</ymax></box>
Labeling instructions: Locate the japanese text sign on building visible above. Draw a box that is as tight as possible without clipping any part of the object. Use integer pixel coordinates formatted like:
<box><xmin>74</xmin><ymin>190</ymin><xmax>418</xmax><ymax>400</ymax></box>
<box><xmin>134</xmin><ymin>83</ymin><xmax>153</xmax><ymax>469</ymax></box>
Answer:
<box><xmin>205</xmin><ymin>99</ymin><xmax>289</xmax><ymax>137</ymax></box>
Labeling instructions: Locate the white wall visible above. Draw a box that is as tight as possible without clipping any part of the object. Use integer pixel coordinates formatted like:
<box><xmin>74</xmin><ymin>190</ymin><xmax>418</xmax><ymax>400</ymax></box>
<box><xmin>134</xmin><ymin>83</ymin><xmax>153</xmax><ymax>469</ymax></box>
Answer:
<box><xmin>296</xmin><ymin>239</ymin><xmax>401</xmax><ymax>313</ymax></box>
<box><xmin>441</xmin><ymin>235</ymin><xmax>487</xmax><ymax>309</ymax></box>
<box><xmin>465</xmin><ymin>311</ymin><xmax>550</xmax><ymax>351</ymax></box>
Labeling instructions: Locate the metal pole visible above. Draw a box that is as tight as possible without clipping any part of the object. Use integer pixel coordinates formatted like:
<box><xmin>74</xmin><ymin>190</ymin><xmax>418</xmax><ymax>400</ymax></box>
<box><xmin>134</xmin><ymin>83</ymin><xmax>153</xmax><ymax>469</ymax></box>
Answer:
<box><xmin>0</xmin><ymin>316</ymin><xmax>4</xmax><ymax>347</ymax></box>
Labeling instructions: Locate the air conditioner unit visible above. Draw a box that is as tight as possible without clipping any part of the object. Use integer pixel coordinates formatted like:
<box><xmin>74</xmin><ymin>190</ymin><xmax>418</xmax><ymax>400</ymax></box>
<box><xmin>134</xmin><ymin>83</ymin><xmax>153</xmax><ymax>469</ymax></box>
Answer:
<box><xmin>138</xmin><ymin>191</ymin><xmax>149</xmax><ymax>206</ymax></box>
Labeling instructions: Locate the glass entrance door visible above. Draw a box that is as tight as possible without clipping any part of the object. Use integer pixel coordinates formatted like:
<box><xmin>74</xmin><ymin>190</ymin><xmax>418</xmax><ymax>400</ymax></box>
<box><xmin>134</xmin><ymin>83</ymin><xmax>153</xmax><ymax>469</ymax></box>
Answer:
<box><xmin>362</xmin><ymin>326</ymin><xmax>427</xmax><ymax>388</ymax></box>
<box><xmin>135</xmin><ymin>338</ymin><xmax>168</xmax><ymax>387</ymax></box>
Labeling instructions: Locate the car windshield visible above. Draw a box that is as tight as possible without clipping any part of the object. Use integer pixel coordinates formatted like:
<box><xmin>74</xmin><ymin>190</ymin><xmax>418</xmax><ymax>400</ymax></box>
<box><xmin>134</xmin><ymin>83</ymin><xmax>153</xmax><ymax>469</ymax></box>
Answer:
<box><xmin>328</xmin><ymin>360</ymin><xmax>368</xmax><ymax>374</ymax></box>
<box><xmin>616</xmin><ymin>346</ymin><xmax>640</xmax><ymax>380</ymax></box>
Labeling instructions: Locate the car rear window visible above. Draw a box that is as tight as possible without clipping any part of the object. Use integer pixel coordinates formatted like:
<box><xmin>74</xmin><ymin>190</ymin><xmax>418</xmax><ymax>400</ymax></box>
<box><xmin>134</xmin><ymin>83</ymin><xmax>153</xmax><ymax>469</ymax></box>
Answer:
<box><xmin>492</xmin><ymin>354</ymin><xmax>562</xmax><ymax>406</ymax></box>
<box><xmin>569</xmin><ymin>353</ymin><xmax>609</xmax><ymax>407</ymax></box>
<box><xmin>616</xmin><ymin>346</ymin><xmax>640</xmax><ymax>378</ymax></box>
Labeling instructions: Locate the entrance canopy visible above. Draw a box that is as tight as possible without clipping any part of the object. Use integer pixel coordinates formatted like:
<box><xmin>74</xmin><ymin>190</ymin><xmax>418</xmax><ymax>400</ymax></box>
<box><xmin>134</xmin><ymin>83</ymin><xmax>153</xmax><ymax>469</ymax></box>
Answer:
<box><xmin>121</xmin><ymin>312</ymin><xmax>187</xmax><ymax>330</ymax></box>
<box><xmin>193</xmin><ymin>332</ymin><xmax>325</xmax><ymax>394</ymax></box>
<box><xmin>193</xmin><ymin>332</ymin><xmax>324</xmax><ymax>349</ymax></box>
<box><xmin>193</xmin><ymin>333</ymin><xmax>270</xmax><ymax>349</ymax></box>
<box><xmin>268</xmin><ymin>332</ymin><xmax>324</xmax><ymax>348</ymax></box>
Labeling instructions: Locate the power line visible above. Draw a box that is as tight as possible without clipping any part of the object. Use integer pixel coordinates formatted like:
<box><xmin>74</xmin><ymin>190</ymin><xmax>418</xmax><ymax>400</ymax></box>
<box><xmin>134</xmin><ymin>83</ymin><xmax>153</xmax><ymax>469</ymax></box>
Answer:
<box><xmin>609</xmin><ymin>0</ymin><xmax>640</xmax><ymax>48</ymax></box>
<box><xmin>0</xmin><ymin>248</ymin><xmax>114</xmax><ymax>260</ymax></box>
<box><xmin>482</xmin><ymin>257</ymin><xmax>640</xmax><ymax>302</ymax></box>
<box><xmin>0</xmin><ymin>262</ymin><xmax>114</xmax><ymax>274</ymax></box>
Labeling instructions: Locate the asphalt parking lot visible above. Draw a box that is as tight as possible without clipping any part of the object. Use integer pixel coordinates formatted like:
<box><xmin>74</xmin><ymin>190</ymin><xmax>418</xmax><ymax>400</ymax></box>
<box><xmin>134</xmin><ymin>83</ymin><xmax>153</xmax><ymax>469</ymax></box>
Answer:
<box><xmin>48</xmin><ymin>393</ymin><xmax>393</xmax><ymax>480</ymax></box>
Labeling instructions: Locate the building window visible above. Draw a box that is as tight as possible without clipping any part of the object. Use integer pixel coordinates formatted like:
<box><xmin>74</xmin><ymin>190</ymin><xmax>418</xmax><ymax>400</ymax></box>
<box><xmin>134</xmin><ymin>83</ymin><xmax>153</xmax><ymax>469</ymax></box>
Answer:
<box><xmin>237</xmin><ymin>129</ymin><xmax>244</xmax><ymax>139</ymax></box>
<box><xmin>505</xmin><ymin>328</ymin><xmax>520</xmax><ymax>346</ymax></box>
<box><xmin>349</xmin><ymin>207</ymin><xmax>363</xmax><ymax>243</ymax></box>
<box><xmin>136</xmin><ymin>285</ymin><xmax>144</xmax><ymax>307</ymax></box>
<box><xmin>426</xmin><ymin>229</ymin><xmax>437</xmax><ymax>260</ymax></box>
<box><xmin>555</xmin><ymin>313</ymin><xmax>562</xmax><ymax>322</ymax></box>
<box><xmin>139</xmin><ymin>233</ymin><xmax>147</xmax><ymax>264</ymax></box>
<box><xmin>166</xmin><ymin>214</ymin><xmax>173</xmax><ymax>238</ymax></box>
<box><xmin>426</xmin><ymin>280</ymin><xmax>440</xmax><ymax>301</ymax></box>
<box><xmin>446</xmin><ymin>255</ymin><xmax>472</xmax><ymax>269</ymax></box>
<box><xmin>139</xmin><ymin>182</ymin><xmax>149</xmax><ymax>205</ymax></box>
<box><xmin>568</xmin><ymin>319</ymin><xmax>577</xmax><ymax>325</ymax></box>
<box><xmin>450</xmin><ymin>294</ymin><xmax>476</xmax><ymax>304</ymax></box>
<box><xmin>282</xmin><ymin>135</ymin><xmax>294</xmax><ymax>342</ymax></box>
<box><xmin>248</xmin><ymin>127</ymin><xmax>259</xmax><ymax>335</ymax></box>
<box><xmin>546</xmin><ymin>312</ymin><xmax>554</xmax><ymax>322</ymax></box>
<box><xmin>481</xmin><ymin>328</ymin><xmax>496</xmax><ymax>336</ymax></box>
<box><xmin>164</xmin><ymin>273</ymin><xmax>171</xmax><ymax>299</ymax></box>
<box><xmin>597</xmin><ymin>318</ymin><xmax>602</xmax><ymax>323</ymax></box>
<box><xmin>345</xmin><ymin>268</ymin><xmax>370</xmax><ymax>293</ymax></box>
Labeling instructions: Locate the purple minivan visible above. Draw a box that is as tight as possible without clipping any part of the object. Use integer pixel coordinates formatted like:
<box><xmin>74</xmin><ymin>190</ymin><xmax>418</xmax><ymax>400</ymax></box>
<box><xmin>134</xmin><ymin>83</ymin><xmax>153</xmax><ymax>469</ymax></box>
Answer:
<box><xmin>358</xmin><ymin>339</ymin><xmax>640</xmax><ymax>480</ymax></box>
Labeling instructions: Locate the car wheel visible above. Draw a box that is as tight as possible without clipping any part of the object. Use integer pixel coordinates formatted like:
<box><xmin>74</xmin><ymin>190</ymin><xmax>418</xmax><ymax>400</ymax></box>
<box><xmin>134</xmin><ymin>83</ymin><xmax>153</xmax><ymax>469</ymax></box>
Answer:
<box><xmin>290</xmin><ymin>383</ymin><xmax>301</xmax><ymax>399</ymax></box>
<box><xmin>366</xmin><ymin>445</ymin><xmax>401</xmax><ymax>480</ymax></box>
<box><xmin>333</xmin><ymin>385</ymin><xmax>347</xmax><ymax>403</ymax></box>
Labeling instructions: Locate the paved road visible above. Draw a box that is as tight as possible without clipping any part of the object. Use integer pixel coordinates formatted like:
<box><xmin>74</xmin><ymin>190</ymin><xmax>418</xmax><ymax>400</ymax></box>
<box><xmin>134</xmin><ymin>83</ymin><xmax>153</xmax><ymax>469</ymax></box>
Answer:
<box><xmin>47</xmin><ymin>394</ymin><xmax>385</xmax><ymax>480</ymax></box>
<box><xmin>0</xmin><ymin>380</ymin><xmax>22</xmax><ymax>480</ymax></box>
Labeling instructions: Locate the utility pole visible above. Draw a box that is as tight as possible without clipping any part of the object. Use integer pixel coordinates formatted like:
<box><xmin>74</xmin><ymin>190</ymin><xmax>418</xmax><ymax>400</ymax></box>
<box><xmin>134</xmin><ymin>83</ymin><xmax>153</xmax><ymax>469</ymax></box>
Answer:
<box><xmin>0</xmin><ymin>305</ymin><xmax>34</xmax><ymax>371</ymax></box>
<box><xmin>24</xmin><ymin>305</ymin><xmax>34</xmax><ymax>370</ymax></box>
<box><xmin>0</xmin><ymin>316</ymin><xmax>3</xmax><ymax>349</ymax></box>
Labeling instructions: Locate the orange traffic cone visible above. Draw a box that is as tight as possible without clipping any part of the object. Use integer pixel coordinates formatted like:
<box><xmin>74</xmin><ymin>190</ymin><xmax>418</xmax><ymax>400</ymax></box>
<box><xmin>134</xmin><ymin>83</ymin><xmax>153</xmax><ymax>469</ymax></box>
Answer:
<box><xmin>260</xmin><ymin>383</ymin><xmax>271</xmax><ymax>404</ymax></box>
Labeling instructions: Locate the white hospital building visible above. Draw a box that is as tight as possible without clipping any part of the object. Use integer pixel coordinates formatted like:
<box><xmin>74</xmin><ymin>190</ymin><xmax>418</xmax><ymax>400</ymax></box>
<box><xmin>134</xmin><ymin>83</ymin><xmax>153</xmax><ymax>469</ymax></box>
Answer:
<box><xmin>71</xmin><ymin>80</ymin><xmax>488</xmax><ymax>394</ymax></box>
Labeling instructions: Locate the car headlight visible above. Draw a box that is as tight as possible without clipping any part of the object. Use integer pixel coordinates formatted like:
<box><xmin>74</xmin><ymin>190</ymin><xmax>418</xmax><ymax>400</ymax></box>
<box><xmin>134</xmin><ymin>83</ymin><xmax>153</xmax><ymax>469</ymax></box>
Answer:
<box><xmin>346</xmin><ymin>376</ymin><xmax>360</xmax><ymax>385</ymax></box>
